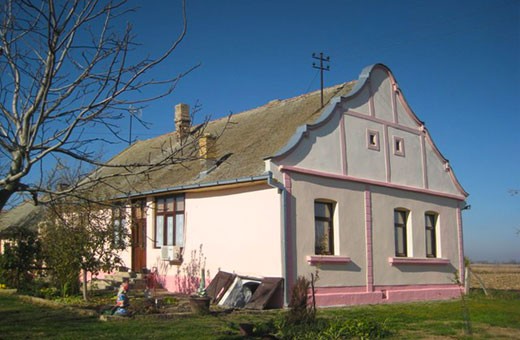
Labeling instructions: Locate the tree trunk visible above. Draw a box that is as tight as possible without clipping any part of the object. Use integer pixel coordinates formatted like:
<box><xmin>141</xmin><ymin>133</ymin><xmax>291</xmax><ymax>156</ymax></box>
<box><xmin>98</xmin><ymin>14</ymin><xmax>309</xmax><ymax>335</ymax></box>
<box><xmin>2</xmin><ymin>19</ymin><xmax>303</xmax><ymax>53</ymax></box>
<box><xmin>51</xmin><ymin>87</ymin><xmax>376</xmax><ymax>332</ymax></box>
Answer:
<box><xmin>0</xmin><ymin>188</ymin><xmax>16</xmax><ymax>212</ymax></box>
<box><xmin>82</xmin><ymin>270</ymin><xmax>88</xmax><ymax>301</ymax></box>
<box><xmin>1</xmin><ymin>151</ymin><xmax>23</xmax><ymax>212</ymax></box>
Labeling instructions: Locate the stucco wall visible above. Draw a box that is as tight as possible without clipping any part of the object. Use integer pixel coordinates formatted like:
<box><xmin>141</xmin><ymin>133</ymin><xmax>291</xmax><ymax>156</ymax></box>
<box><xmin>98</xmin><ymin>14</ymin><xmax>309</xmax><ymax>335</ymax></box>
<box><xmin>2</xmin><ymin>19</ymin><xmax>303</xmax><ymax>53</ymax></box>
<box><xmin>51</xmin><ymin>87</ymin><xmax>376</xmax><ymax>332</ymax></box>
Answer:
<box><xmin>138</xmin><ymin>183</ymin><xmax>283</xmax><ymax>292</ymax></box>
<box><xmin>184</xmin><ymin>184</ymin><xmax>283</xmax><ymax>278</ymax></box>
<box><xmin>271</xmin><ymin>64</ymin><xmax>465</xmax><ymax>201</ymax></box>
<box><xmin>289</xmin><ymin>172</ymin><xmax>367</xmax><ymax>287</ymax></box>
<box><xmin>287</xmin><ymin>171</ymin><xmax>461</xmax><ymax>288</ymax></box>
<box><xmin>370</xmin><ymin>186</ymin><xmax>460</xmax><ymax>285</ymax></box>
<box><xmin>388</xmin><ymin>126</ymin><xmax>423</xmax><ymax>187</ymax></box>
<box><xmin>280</xmin><ymin>112</ymin><xmax>343</xmax><ymax>174</ymax></box>
<box><xmin>344</xmin><ymin>115</ymin><xmax>387</xmax><ymax>181</ymax></box>
<box><xmin>268</xmin><ymin>65</ymin><xmax>466</xmax><ymax>305</ymax></box>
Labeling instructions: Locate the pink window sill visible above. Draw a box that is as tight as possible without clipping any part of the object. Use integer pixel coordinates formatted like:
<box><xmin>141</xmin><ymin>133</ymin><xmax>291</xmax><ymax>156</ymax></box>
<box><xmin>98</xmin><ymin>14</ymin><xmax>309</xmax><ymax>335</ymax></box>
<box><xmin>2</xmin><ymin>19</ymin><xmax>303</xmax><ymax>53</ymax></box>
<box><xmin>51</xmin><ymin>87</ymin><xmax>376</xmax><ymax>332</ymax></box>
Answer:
<box><xmin>388</xmin><ymin>257</ymin><xmax>450</xmax><ymax>265</ymax></box>
<box><xmin>306</xmin><ymin>255</ymin><xmax>352</xmax><ymax>265</ymax></box>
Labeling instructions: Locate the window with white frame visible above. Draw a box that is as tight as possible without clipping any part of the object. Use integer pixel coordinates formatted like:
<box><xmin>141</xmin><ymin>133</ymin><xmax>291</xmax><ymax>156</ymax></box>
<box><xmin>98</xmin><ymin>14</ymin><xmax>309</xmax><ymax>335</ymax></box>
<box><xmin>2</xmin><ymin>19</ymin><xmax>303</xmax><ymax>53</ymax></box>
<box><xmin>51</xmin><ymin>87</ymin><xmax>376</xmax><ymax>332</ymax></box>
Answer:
<box><xmin>425</xmin><ymin>212</ymin><xmax>438</xmax><ymax>258</ymax></box>
<box><xmin>155</xmin><ymin>194</ymin><xmax>185</xmax><ymax>248</ymax></box>
<box><xmin>112</xmin><ymin>204</ymin><xmax>126</xmax><ymax>249</ymax></box>
<box><xmin>314</xmin><ymin>200</ymin><xmax>335</xmax><ymax>255</ymax></box>
<box><xmin>394</xmin><ymin>209</ymin><xmax>409</xmax><ymax>257</ymax></box>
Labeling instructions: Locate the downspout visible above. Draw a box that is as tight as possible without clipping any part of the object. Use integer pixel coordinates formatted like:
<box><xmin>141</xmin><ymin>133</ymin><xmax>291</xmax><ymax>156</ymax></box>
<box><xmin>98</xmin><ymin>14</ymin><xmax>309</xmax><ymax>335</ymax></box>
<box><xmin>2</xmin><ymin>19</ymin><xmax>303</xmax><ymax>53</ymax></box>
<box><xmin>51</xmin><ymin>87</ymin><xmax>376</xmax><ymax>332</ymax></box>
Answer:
<box><xmin>266</xmin><ymin>171</ymin><xmax>289</xmax><ymax>306</ymax></box>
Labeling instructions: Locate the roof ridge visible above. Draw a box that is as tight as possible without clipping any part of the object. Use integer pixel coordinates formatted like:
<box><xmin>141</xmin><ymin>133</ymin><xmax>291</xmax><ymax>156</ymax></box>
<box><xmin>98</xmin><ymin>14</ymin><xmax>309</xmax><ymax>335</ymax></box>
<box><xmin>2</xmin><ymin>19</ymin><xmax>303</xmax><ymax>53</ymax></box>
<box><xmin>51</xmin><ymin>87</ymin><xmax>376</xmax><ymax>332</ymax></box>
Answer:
<box><xmin>209</xmin><ymin>81</ymin><xmax>353</xmax><ymax>124</ymax></box>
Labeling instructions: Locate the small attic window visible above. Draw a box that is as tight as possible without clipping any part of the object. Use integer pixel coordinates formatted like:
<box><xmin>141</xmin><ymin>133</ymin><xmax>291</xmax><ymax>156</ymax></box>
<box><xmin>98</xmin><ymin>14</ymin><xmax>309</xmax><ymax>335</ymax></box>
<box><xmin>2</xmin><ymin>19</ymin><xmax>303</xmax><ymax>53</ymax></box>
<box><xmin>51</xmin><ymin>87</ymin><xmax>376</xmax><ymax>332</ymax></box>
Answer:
<box><xmin>394</xmin><ymin>136</ymin><xmax>405</xmax><ymax>156</ymax></box>
<box><xmin>367</xmin><ymin>129</ymin><xmax>380</xmax><ymax>151</ymax></box>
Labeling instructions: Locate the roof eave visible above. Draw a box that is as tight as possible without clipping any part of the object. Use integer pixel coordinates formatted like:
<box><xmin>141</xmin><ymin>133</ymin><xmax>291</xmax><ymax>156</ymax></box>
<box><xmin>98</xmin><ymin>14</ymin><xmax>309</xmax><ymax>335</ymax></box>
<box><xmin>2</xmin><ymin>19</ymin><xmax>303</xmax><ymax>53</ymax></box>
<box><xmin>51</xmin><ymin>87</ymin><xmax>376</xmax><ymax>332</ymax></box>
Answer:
<box><xmin>113</xmin><ymin>173</ymin><xmax>271</xmax><ymax>200</ymax></box>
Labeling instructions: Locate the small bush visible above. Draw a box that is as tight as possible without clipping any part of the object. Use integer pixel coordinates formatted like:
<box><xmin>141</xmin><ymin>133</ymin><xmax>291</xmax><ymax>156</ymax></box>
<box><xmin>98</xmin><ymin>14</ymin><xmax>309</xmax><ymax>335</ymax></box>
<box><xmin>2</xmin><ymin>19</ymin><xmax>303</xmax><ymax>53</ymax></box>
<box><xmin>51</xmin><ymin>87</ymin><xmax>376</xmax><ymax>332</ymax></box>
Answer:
<box><xmin>39</xmin><ymin>286</ymin><xmax>59</xmax><ymax>299</ymax></box>
<box><xmin>286</xmin><ymin>275</ymin><xmax>315</xmax><ymax>325</ymax></box>
<box><xmin>274</xmin><ymin>317</ymin><xmax>328</xmax><ymax>339</ymax></box>
<box><xmin>339</xmin><ymin>318</ymin><xmax>393</xmax><ymax>339</ymax></box>
<box><xmin>273</xmin><ymin>316</ymin><xmax>393</xmax><ymax>339</ymax></box>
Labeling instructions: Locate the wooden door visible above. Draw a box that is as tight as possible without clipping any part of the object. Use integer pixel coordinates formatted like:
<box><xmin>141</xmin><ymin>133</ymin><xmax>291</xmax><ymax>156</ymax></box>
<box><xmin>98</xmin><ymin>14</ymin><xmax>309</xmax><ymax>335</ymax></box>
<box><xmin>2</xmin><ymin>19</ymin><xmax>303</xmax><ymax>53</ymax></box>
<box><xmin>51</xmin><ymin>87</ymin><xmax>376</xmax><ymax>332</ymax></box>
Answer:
<box><xmin>131</xmin><ymin>199</ymin><xmax>147</xmax><ymax>272</ymax></box>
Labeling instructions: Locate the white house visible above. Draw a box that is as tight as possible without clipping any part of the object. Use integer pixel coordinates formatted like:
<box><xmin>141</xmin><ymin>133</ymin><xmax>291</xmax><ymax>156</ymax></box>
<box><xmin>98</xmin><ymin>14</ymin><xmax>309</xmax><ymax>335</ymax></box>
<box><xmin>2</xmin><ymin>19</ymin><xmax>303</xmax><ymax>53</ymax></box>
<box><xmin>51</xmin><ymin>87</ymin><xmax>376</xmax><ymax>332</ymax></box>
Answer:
<box><xmin>94</xmin><ymin>63</ymin><xmax>468</xmax><ymax>307</ymax></box>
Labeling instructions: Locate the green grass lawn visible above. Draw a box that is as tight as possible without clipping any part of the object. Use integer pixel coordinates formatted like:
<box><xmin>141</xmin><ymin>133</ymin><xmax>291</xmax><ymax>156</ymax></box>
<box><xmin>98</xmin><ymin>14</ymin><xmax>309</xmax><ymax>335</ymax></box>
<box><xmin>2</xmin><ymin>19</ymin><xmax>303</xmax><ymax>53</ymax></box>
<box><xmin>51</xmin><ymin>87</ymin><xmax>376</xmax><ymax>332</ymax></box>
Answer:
<box><xmin>0</xmin><ymin>289</ymin><xmax>519</xmax><ymax>339</ymax></box>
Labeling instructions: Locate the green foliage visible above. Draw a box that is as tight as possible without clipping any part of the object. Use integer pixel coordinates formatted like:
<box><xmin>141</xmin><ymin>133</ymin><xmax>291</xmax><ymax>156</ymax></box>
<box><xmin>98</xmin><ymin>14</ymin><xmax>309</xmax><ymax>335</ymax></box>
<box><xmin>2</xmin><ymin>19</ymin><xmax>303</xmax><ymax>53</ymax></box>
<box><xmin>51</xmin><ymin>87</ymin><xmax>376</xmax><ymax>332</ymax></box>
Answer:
<box><xmin>162</xmin><ymin>296</ymin><xmax>179</xmax><ymax>305</ymax></box>
<box><xmin>452</xmin><ymin>270</ymin><xmax>473</xmax><ymax>335</ymax></box>
<box><xmin>40</xmin><ymin>217</ymin><xmax>82</xmax><ymax>297</ymax></box>
<box><xmin>0</xmin><ymin>227</ymin><xmax>42</xmax><ymax>291</ymax></box>
<box><xmin>40</xmin><ymin>198</ymin><xmax>130</xmax><ymax>300</ymax></box>
<box><xmin>275</xmin><ymin>274</ymin><xmax>389</xmax><ymax>339</ymax></box>
<box><xmin>273</xmin><ymin>317</ymin><xmax>393</xmax><ymax>339</ymax></box>
<box><xmin>286</xmin><ymin>275</ymin><xmax>315</xmax><ymax>325</ymax></box>
<box><xmin>39</xmin><ymin>286</ymin><xmax>60</xmax><ymax>299</ymax></box>
<box><xmin>274</xmin><ymin>317</ymin><xmax>327</xmax><ymax>339</ymax></box>
<box><xmin>336</xmin><ymin>318</ymin><xmax>393</xmax><ymax>339</ymax></box>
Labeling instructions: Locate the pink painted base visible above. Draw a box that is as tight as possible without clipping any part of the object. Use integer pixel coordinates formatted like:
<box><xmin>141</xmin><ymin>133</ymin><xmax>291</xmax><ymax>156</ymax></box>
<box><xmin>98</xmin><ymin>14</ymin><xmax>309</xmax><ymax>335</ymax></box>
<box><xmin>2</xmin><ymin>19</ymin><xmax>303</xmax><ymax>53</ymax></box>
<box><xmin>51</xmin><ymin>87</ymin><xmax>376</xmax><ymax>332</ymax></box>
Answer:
<box><xmin>313</xmin><ymin>284</ymin><xmax>461</xmax><ymax>307</ymax></box>
<box><xmin>161</xmin><ymin>275</ymin><xmax>211</xmax><ymax>295</ymax></box>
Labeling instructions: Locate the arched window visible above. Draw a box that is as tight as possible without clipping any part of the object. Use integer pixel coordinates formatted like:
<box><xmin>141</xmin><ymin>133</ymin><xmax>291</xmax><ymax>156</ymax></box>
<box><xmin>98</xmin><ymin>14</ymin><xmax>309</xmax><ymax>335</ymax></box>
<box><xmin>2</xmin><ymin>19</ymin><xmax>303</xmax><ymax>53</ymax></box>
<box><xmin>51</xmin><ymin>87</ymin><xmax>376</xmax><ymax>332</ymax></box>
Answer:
<box><xmin>394</xmin><ymin>209</ymin><xmax>409</xmax><ymax>257</ymax></box>
<box><xmin>425</xmin><ymin>212</ymin><xmax>438</xmax><ymax>258</ymax></box>
<box><xmin>314</xmin><ymin>200</ymin><xmax>335</xmax><ymax>255</ymax></box>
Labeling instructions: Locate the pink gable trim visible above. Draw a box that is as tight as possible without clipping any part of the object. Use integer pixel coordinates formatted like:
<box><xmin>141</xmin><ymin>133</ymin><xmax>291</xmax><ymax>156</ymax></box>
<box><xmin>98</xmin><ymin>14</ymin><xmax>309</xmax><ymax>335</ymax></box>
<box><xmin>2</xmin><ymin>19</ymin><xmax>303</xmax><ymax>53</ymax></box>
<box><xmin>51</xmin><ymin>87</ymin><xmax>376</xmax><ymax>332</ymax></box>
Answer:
<box><xmin>388</xmin><ymin>257</ymin><xmax>450</xmax><ymax>265</ymax></box>
<box><xmin>280</xmin><ymin>165</ymin><xmax>466</xmax><ymax>201</ymax></box>
<box><xmin>364</xmin><ymin>188</ymin><xmax>374</xmax><ymax>292</ymax></box>
<box><xmin>306</xmin><ymin>255</ymin><xmax>351</xmax><ymax>265</ymax></box>
<box><xmin>340</xmin><ymin>114</ymin><xmax>348</xmax><ymax>175</ymax></box>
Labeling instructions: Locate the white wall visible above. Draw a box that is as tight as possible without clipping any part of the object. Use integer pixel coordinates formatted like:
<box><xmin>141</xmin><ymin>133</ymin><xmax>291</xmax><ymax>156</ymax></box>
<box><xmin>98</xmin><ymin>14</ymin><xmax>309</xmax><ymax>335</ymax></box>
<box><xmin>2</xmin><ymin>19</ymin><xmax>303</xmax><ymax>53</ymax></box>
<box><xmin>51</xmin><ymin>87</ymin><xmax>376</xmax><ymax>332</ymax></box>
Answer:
<box><xmin>142</xmin><ymin>184</ymin><xmax>283</xmax><ymax>283</ymax></box>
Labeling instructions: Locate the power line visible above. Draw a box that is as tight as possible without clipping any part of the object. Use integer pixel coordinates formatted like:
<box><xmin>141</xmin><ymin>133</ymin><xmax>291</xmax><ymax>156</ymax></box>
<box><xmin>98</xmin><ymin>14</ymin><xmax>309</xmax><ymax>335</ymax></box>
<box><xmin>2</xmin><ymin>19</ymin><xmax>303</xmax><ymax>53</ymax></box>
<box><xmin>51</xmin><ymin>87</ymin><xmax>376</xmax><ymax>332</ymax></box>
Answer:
<box><xmin>312</xmin><ymin>52</ymin><xmax>330</xmax><ymax>107</ymax></box>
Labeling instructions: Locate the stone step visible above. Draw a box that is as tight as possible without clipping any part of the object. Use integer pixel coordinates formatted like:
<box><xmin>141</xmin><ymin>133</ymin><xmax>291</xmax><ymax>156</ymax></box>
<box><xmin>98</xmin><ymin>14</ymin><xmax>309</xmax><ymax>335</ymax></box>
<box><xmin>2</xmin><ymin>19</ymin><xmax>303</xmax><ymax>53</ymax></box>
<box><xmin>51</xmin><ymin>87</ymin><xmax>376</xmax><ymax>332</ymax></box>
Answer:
<box><xmin>88</xmin><ymin>278</ymin><xmax>116</xmax><ymax>291</ymax></box>
<box><xmin>107</xmin><ymin>271</ymin><xmax>146</xmax><ymax>281</ymax></box>
<box><xmin>130</xmin><ymin>279</ymin><xmax>147</xmax><ymax>290</ymax></box>
<box><xmin>89</xmin><ymin>269</ymin><xmax>165</xmax><ymax>293</ymax></box>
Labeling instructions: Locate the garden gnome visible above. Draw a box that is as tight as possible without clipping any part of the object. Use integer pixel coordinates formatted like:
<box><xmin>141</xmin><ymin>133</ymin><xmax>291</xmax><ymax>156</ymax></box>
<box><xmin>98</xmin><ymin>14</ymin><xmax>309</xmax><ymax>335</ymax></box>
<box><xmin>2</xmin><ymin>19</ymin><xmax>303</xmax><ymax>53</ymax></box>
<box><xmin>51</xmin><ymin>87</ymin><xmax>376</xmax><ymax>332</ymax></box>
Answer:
<box><xmin>114</xmin><ymin>279</ymin><xmax>130</xmax><ymax>315</ymax></box>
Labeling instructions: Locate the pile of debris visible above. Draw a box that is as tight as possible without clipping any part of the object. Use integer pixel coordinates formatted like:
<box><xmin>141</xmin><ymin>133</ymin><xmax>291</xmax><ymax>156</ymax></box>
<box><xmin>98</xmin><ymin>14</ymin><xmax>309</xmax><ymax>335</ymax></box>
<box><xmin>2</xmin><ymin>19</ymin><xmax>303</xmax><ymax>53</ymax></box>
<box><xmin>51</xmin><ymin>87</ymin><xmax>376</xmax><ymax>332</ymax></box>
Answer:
<box><xmin>206</xmin><ymin>271</ymin><xmax>283</xmax><ymax>310</ymax></box>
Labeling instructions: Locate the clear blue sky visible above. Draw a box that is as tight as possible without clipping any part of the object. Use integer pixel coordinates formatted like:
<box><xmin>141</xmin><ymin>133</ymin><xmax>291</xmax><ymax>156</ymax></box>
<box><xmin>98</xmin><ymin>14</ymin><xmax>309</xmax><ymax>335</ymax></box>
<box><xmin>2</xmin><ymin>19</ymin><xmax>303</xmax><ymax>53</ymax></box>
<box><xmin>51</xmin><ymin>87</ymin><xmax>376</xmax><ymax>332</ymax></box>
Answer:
<box><xmin>101</xmin><ymin>1</ymin><xmax>519</xmax><ymax>262</ymax></box>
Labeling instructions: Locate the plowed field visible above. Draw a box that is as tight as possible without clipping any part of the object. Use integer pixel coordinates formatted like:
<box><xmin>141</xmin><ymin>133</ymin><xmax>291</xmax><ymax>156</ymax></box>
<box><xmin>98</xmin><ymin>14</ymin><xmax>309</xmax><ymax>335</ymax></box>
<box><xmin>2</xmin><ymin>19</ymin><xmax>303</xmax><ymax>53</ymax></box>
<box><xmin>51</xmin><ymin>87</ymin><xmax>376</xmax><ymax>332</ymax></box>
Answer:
<box><xmin>469</xmin><ymin>263</ymin><xmax>520</xmax><ymax>290</ymax></box>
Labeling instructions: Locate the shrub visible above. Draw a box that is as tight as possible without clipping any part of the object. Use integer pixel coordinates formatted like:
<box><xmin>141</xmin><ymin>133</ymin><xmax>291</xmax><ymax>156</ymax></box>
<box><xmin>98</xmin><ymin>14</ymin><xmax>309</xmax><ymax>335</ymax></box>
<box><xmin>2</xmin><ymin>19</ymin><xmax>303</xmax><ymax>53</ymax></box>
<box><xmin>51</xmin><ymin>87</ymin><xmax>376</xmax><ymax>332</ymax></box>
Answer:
<box><xmin>286</xmin><ymin>275</ymin><xmax>315</xmax><ymax>325</ymax></box>
<box><xmin>0</xmin><ymin>228</ymin><xmax>42</xmax><ymax>291</ymax></box>
<box><xmin>273</xmin><ymin>317</ymin><xmax>393</xmax><ymax>340</ymax></box>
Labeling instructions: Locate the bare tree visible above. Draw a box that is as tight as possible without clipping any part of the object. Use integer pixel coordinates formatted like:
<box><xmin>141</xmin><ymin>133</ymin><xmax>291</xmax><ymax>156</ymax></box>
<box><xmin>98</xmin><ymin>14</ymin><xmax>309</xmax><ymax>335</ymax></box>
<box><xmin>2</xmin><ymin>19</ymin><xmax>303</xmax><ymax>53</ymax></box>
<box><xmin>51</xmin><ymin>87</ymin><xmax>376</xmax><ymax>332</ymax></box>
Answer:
<box><xmin>0</xmin><ymin>0</ymin><xmax>198</xmax><ymax>211</ymax></box>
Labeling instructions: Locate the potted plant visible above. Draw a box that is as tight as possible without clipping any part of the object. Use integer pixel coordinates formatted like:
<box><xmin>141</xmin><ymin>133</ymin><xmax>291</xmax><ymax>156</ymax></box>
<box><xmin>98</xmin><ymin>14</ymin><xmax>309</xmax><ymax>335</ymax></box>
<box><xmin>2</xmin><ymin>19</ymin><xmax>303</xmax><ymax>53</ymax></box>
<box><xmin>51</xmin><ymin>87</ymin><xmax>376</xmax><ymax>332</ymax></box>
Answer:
<box><xmin>189</xmin><ymin>269</ymin><xmax>211</xmax><ymax>314</ymax></box>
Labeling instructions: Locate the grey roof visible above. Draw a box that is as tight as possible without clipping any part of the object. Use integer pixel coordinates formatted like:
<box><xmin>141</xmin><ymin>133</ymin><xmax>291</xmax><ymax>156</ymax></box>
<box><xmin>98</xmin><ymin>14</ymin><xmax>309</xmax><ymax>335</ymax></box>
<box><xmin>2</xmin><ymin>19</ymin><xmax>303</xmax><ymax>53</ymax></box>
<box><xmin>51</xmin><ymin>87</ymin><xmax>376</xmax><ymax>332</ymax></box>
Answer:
<box><xmin>95</xmin><ymin>81</ymin><xmax>355</xmax><ymax>199</ymax></box>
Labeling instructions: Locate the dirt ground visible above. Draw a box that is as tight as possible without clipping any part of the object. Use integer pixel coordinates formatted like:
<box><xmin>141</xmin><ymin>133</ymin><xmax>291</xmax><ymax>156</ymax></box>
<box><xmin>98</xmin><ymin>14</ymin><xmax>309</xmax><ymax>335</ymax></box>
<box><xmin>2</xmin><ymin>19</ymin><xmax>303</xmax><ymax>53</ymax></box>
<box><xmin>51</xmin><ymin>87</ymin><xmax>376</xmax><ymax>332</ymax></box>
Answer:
<box><xmin>469</xmin><ymin>263</ymin><xmax>520</xmax><ymax>290</ymax></box>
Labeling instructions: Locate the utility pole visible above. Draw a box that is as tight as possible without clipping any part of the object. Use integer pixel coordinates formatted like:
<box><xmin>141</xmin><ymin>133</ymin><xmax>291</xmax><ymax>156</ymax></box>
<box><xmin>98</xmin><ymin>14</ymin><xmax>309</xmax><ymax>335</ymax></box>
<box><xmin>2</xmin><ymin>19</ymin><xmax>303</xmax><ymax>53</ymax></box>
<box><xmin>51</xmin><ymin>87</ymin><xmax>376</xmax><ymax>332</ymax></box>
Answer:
<box><xmin>312</xmin><ymin>52</ymin><xmax>330</xmax><ymax>107</ymax></box>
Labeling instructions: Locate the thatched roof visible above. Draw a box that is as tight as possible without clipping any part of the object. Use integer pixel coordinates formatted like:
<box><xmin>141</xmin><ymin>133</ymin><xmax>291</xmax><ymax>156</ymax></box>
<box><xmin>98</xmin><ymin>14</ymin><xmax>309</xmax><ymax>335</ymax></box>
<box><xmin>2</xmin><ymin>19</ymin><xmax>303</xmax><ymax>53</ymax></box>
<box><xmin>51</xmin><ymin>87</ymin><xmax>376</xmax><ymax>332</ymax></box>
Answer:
<box><xmin>93</xmin><ymin>81</ymin><xmax>355</xmax><ymax>198</ymax></box>
<box><xmin>0</xmin><ymin>200</ymin><xmax>44</xmax><ymax>236</ymax></box>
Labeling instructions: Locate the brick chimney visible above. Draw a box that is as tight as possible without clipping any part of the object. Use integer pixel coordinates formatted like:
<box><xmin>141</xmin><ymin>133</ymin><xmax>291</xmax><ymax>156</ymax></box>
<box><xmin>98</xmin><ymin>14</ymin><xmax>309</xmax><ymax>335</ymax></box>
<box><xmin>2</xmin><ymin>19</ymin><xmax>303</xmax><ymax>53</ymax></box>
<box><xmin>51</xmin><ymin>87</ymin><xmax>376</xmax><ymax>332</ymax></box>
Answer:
<box><xmin>199</xmin><ymin>133</ymin><xmax>217</xmax><ymax>159</ymax></box>
<box><xmin>198</xmin><ymin>133</ymin><xmax>216</xmax><ymax>170</ymax></box>
<box><xmin>175</xmin><ymin>103</ymin><xmax>190</xmax><ymax>140</ymax></box>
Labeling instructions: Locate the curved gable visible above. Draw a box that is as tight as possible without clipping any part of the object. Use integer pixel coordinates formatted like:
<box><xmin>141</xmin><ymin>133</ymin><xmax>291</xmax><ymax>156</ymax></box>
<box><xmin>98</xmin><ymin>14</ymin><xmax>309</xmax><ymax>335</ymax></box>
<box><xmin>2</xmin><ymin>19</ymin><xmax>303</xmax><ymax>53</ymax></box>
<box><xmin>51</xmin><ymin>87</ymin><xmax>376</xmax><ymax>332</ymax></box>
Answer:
<box><xmin>270</xmin><ymin>64</ymin><xmax>467</xmax><ymax>199</ymax></box>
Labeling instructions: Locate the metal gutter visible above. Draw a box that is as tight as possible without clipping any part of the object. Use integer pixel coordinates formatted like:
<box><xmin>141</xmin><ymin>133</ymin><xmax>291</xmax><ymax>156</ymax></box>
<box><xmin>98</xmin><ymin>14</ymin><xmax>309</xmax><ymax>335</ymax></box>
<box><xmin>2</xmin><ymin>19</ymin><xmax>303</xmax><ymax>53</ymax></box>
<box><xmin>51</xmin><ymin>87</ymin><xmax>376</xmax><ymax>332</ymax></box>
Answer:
<box><xmin>114</xmin><ymin>174</ymin><xmax>271</xmax><ymax>200</ymax></box>
<box><xmin>266</xmin><ymin>171</ymin><xmax>289</xmax><ymax>306</ymax></box>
